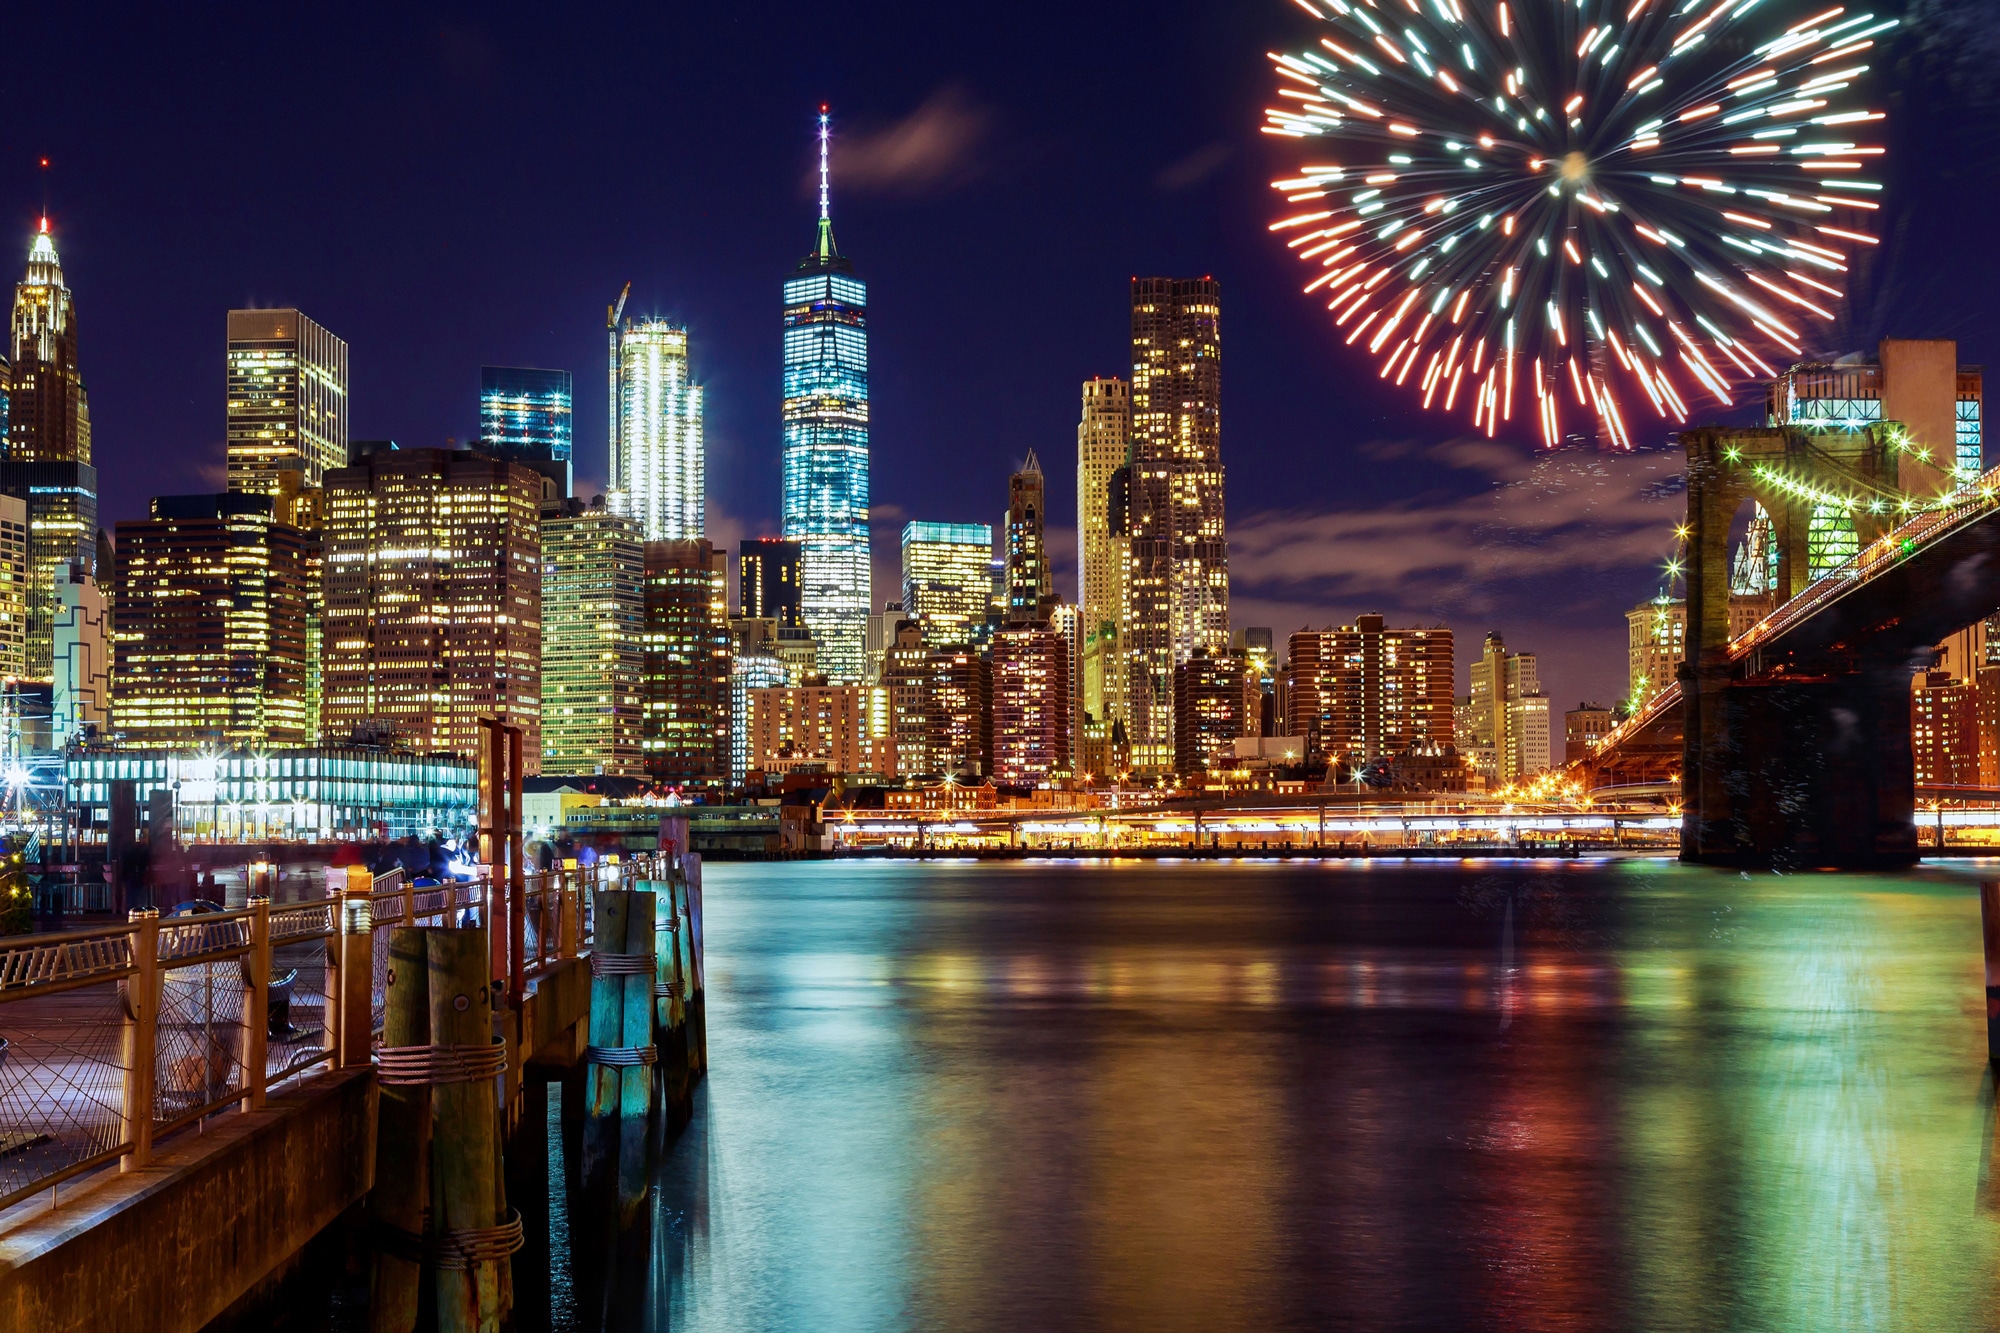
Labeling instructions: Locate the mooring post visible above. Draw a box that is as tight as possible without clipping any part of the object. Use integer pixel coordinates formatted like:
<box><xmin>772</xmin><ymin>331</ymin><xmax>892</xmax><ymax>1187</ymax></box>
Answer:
<box><xmin>652</xmin><ymin>875</ymin><xmax>688</xmax><ymax>1119</ymax></box>
<box><xmin>427</xmin><ymin>928</ymin><xmax>510</xmax><ymax>1332</ymax></box>
<box><xmin>339</xmin><ymin>873</ymin><xmax>376</xmax><ymax>1068</ymax></box>
<box><xmin>581</xmin><ymin>890</ymin><xmax>631</xmax><ymax>1199</ymax></box>
<box><xmin>1982</xmin><ymin>881</ymin><xmax>2000</xmax><ymax>1062</ymax></box>
<box><xmin>369</xmin><ymin>929</ymin><xmax>431</xmax><ymax>1333</ymax></box>
<box><xmin>120</xmin><ymin>908</ymin><xmax>160</xmax><ymax>1170</ymax></box>
<box><xmin>615</xmin><ymin>888</ymin><xmax>657</xmax><ymax>1219</ymax></box>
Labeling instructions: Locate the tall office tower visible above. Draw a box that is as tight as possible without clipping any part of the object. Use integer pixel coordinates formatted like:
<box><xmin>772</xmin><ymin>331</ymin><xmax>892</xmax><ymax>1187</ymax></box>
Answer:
<box><xmin>901</xmin><ymin>522</ymin><xmax>994</xmax><ymax>647</ymax></box>
<box><xmin>225</xmin><ymin>309</ymin><xmax>347</xmax><ymax>495</ymax></box>
<box><xmin>1077</xmin><ymin>376</ymin><xmax>1131</xmax><ymax>753</ymax></box>
<box><xmin>1285</xmin><ymin>616</ymin><xmax>1455</xmax><ymax>769</ymax></box>
<box><xmin>1004</xmin><ymin>451</ymin><xmax>1052</xmax><ymax>622</ymax></box>
<box><xmin>992</xmin><ymin>623</ymin><xmax>1070</xmax><ymax>787</ymax></box>
<box><xmin>782</xmin><ymin>112</ymin><xmax>871</xmax><ymax>681</ymax></box>
<box><xmin>609</xmin><ymin>320</ymin><xmax>703</xmax><ymax>541</ymax></box>
<box><xmin>111</xmin><ymin>493</ymin><xmax>313</xmax><ymax>747</ymax></box>
<box><xmin>7</xmin><ymin>219</ymin><xmax>90</xmax><ymax>464</ymax></box>
<box><xmin>0</xmin><ymin>461</ymin><xmax>97</xmax><ymax>679</ymax></box>
<box><xmin>1125</xmin><ymin>278</ymin><xmax>1226</xmax><ymax>771</ymax></box>
<box><xmin>482</xmin><ymin>366</ymin><xmax>574</xmax><ymax>497</ymax></box>
<box><xmin>642</xmin><ymin>540</ymin><xmax>730</xmax><ymax>796</ymax></box>
<box><xmin>1467</xmin><ymin>632</ymin><xmax>1551</xmax><ymax>785</ymax></box>
<box><xmin>322</xmin><ymin>448</ymin><xmax>543</xmax><ymax>767</ymax></box>
<box><xmin>731</xmin><ymin>644</ymin><xmax>788</xmax><ymax>789</ymax></box>
<box><xmin>1173</xmin><ymin>650</ymin><xmax>1249</xmax><ymax>777</ymax></box>
<box><xmin>931</xmin><ymin>646</ymin><xmax>992</xmax><ymax>777</ymax></box>
<box><xmin>51</xmin><ymin>560</ymin><xmax>108</xmax><ymax>747</ymax></box>
<box><xmin>738</xmin><ymin>538</ymin><xmax>803</xmax><ymax>626</ymax></box>
<box><xmin>0</xmin><ymin>495</ymin><xmax>24</xmax><ymax>679</ymax></box>
<box><xmin>882</xmin><ymin>620</ymin><xmax>934</xmax><ymax>776</ymax></box>
<box><xmin>1766</xmin><ymin>341</ymin><xmax>1984</xmax><ymax>575</ymax></box>
<box><xmin>541</xmin><ymin>498</ymin><xmax>645</xmax><ymax>777</ymax></box>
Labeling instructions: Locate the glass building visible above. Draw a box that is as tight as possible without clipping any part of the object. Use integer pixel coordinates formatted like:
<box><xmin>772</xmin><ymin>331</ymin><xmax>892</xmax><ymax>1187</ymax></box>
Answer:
<box><xmin>541</xmin><ymin>498</ymin><xmax>645</xmax><ymax>777</ymax></box>
<box><xmin>730</xmin><ymin>648</ymin><xmax>787</xmax><ymax>789</ymax></box>
<box><xmin>782</xmin><ymin>112</ymin><xmax>871</xmax><ymax>681</ymax></box>
<box><xmin>482</xmin><ymin>366</ymin><xmax>573</xmax><ymax>497</ymax></box>
<box><xmin>0</xmin><ymin>459</ymin><xmax>97</xmax><ymax>679</ymax></box>
<box><xmin>609</xmin><ymin>321</ymin><xmax>703</xmax><ymax>542</ymax></box>
<box><xmin>901</xmin><ymin>522</ymin><xmax>994</xmax><ymax>648</ymax></box>
<box><xmin>225</xmin><ymin>308</ymin><xmax>348</xmax><ymax>495</ymax></box>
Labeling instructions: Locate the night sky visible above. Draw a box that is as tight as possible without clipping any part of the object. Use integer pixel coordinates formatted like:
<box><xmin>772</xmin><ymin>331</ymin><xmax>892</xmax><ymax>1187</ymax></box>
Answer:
<box><xmin>10</xmin><ymin>1</ymin><xmax>1997</xmax><ymax>709</ymax></box>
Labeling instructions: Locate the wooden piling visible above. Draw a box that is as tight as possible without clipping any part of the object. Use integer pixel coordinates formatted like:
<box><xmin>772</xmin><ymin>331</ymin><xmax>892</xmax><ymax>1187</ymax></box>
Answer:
<box><xmin>616</xmin><ymin>889</ymin><xmax>656</xmax><ymax>1219</ymax></box>
<box><xmin>427</xmin><ymin>929</ymin><xmax>508</xmax><ymax>1333</ymax></box>
<box><xmin>580</xmin><ymin>889</ymin><xmax>630</xmax><ymax>1201</ymax></box>
<box><xmin>651</xmin><ymin>878</ymin><xmax>689</xmax><ymax>1122</ymax></box>
<box><xmin>684</xmin><ymin>856</ymin><xmax>707</xmax><ymax>1073</ymax></box>
<box><xmin>369</xmin><ymin>929</ymin><xmax>432</xmax><ymax>1333</ymax></box>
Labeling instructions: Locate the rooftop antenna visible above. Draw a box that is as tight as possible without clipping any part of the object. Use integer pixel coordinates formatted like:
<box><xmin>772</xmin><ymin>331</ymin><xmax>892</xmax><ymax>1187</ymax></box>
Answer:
<box><xmin>818</xmin><ymin>106</ymin><xmax>831</xmax><ymax>223</ymax></box>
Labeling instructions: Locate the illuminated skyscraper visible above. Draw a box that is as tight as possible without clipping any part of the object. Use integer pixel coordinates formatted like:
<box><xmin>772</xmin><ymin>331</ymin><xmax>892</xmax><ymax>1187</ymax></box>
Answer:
<box><xmin>992</xmin><ymin>623</ymin><xmax>1070</xmax><ymax>786</ymax></box>
<box><xmin>1076</xmin><ymin>376</ymin><xmax>1130</xmax><ymax>753</ymax></box>
<box><xmin>482</xmin><ymin>366</ymin><xmax>574</xmax><ymax>496</ymax></box>
<box><xmin>0</xmin><ymin>460</ymin><xmax>97</xmax><ymax>679</ymax></box>
<box><xmin>901</xmin><ymin>522</ymin><xmax>993</xmax><ymax>647</ymax></box>
<box><xmin>541</xmin><ymin>498</ymin><xmax>645</xmax><ymax>776</ymax></box>
<box><xmin>1286</xmin><ymin>616</ymin><xmax>1454</xmax><ymax>769</ymax></box>
<box><xmin>6</xmin><ymin>219</ymin><xmax>89</xmax><ymax>465</ymax></box>
<box><xmin>609</xmin><ymin>321</ymin><xmax>703</xmax><ymax>541</ymax></box>
<box><xmin>225</xmin><ymin>308</ymin><xmax>347</xmax><ymax>494</ymax></box>
<box><xmin>1004</xmin><ymin>450</ymin><xmax>1052</xmax><ymax>623</ymax></box>
<box><xmin>111</xmin><ymin>493</ymin><xmax>313</xmax><ymax>748</ymax></box>
<box><xmin>738</xmin><ymin>538</ymin><xmax>802</xmax><ymax>627</ymax></box>
<box><xmin>322</xmin><ymin>448</ymin><xmax>543</xmax><ymax>767</ymax></box>
<box><xmin>642</xmin><ymin>540</ymin><xmax>730</xmax><ymax>796</ymax></box>
<box><xmin>782</xmin><ymin>111</ymin><xmax>870</xmax><ymax>680</ymax></box>
<box><xmin>1126</xmin><ymin>278</ymin><xmax>1226</xmax><ymax>771</ymax></box>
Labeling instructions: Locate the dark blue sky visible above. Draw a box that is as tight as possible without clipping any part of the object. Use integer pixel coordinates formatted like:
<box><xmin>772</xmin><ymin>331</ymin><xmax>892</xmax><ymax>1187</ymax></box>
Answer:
<box><xmin>9</xmin><ymin>1</ymin><xmax>1995</xmax><ymax>708</ymax></box>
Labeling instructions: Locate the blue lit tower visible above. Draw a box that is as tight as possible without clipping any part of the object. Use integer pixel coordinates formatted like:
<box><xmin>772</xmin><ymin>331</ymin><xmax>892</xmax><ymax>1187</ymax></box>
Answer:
<box><xmin>781</xmin><ymin>109</ymin><xmax>870</xmax><ymax>681</ymax></box>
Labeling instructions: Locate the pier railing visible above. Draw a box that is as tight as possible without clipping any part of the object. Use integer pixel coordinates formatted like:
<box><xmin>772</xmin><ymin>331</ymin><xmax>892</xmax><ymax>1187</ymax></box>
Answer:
<box><xmin>0</xmin><ymin>854</ymin><xmax>663</xmax><ymax>1214</ymax></box>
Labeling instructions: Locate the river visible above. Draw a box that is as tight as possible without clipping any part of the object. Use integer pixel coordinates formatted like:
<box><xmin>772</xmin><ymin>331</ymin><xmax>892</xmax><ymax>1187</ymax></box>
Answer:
<box><xmin>549</xmin><ymin>855</ymin><xmax>2000</xmax><ymax>1330</ymax></box>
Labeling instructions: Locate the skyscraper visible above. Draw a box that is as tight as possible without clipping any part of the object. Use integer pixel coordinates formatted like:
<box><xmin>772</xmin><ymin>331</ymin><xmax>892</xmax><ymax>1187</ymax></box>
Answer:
<box><xmin>901</xmin><ymin>522</ymin><xmax>993</xmax><ymax>647</ymax></box>
<box><xmin>482</xmin><ymin>366</ymin><xmax>574</xmax><ymax>497</ymax></box>
<box><xmin>541</xmin><ymin>498</ymin><xmax>645</xmax><ymax>776</ymax></box>
<box><xmin>0</xmin><ymin>460</ymin><xmax>98</xmax><ymax>679</ymax></box>
<box><xmin>0</xmin><ymin>496</ymin><xmax>24</xmax><ymax>680</ymax></box>
<box><xmin>111</xmin><ymin>493</ymin><xmax>314</xmax><ymax>748</ymax></box>
<box><xmin>609</xmin><ymin>321</ymin><xmax>703</xmax><ymax>541</ymax></box>
<box><xmin>1126</xmin><ymin>278</ymin><xmax>1226</xmax><ymax>771</ymax></box>
<box><xmin>1172</xmin><ymin>650</ymin><xmax>1248</xmax><ymax>777</ymax></box>
<box><xmin>782</xmin><ymin>111</ymin><xmax>871</xmax><ymax>681</ymax></box>
<box><xmin>7</xmin><ymin>219</ymin><xmax>89</xmax><ymax>465</ymax></box>
<box><xmin>1077</xmin><ymin>376</ymin><xmax>1131</xmax><ymax>753</ymax></box>
<box><xmin>51</xmin><ymin>560</ymin><xmax>107</xmax><ymax>748</ymax></box>
<box><xmin>1467</xmin><ymin>633</ymin><xmax>1551</xmax><ymax>786</ymax></box>
<box><xmin>738</xmin><ymin>538</ymin><xmax>803</xmax><ymax>627</ymax></box>
<box><xmin>1005</xmin><ymin>451</ymin><xmax>1052</xmax><ymax>623</ymax></box>
<box><xmin>992</xmin><ymin>623</ymin><xmax>1070</xmax><ymax>787</ymax></box>
<box><xmin>1286</xmin><ymin>617</ymin><xmax>1454</xmax><ymax>769</ymax></box>
<box><xmin>225</xmin><ymin>308</ymin><xmax>348</xmax><ymax>494</ymax></box>
<box><xmin>642</xmin><ymin>540</ymin><xmax>730</xmax><ymax>796</ymax></box>
<box><xmin>322</xmin><ymin>448</ymin><xmax>543</xmax><ymax>767</ymax></box>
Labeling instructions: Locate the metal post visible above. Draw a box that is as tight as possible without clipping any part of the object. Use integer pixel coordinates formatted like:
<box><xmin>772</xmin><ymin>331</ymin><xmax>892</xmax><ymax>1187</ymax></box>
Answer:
<box><xmin>121</xmin><ymin>910</ymin><xmax>160</xmax><ymax>1170</ymax></box>
<box><xmin>243</xmin><ymin>897</ymin><xmax>270</xmax><ymax>1110</ymax></box>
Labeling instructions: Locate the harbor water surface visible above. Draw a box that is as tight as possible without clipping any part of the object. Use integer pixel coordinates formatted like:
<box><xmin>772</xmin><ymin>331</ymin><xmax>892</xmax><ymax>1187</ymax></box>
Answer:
<box><xmin>564</xmin><ymin>856</ymin><xmax>2000</xmax><ymax>1330</ymax></box>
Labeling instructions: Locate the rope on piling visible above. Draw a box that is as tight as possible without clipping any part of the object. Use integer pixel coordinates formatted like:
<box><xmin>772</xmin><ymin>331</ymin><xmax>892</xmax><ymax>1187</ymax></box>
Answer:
<box><xmin>584</xmin><ymin>1043</ymin><xmax>658</xmax><ymax>1067</ymax></box>
<box><xmin>375</xmin><ymin>1207</ymin><xmax>526</xmax><ymax>1268</ymax></box>
<box><xmin>375</xmin><ymin>1041</ymin><xmax>507</xmax><ymax>1086</ymax></box>
<box><xmin>655</xmin><ymin>979</ymin><xmax>682</xmax><ymax>1000</ymax></box>
<box><xmin>588</xmin><ymin>951</ymin><xmax>656</xmax><ymax>976</ymax></box>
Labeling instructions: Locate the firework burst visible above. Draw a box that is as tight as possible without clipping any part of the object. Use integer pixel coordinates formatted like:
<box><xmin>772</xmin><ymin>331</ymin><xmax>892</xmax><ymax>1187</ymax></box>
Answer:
<box><xmin>1264</xmin><ymin>0</ymin><xmax>1896</xmax><ymax>448</ymax></box>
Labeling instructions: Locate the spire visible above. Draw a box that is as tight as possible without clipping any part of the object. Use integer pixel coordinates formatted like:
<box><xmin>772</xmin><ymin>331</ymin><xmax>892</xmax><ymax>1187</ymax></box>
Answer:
<box><xmin>1020</xmin><ymin>448</ymin><xmax>1042</xmax><ymax>476</ymax></box>
<box><xmin>25</xmin><ymin>216</ymin><xmax>62</xmax><ymax>287</ymax></box>
<box><xmin>814</xmin><ymin>107</ymin><xmax>839</xmax><ymax>261</ymax></box>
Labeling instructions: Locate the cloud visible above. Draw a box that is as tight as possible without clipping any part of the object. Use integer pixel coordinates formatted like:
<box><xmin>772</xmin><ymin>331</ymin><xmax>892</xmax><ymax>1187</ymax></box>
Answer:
<box><xmin>1155</xmin><ymin>142</ymin><xmax>1231</xmax><ymax>191</ymax></box>
<box><xmin>831</xmin><ymin>88</ymin><xmax>991</xmax><ymax>196</ymax></box>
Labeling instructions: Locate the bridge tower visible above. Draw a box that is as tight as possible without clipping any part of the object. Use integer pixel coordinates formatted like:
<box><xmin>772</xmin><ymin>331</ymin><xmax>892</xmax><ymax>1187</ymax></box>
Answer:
<box><xmin>1681</xmin><ymin>424</ymin><xmax>1912</xmax><ymax>866</ymax></box>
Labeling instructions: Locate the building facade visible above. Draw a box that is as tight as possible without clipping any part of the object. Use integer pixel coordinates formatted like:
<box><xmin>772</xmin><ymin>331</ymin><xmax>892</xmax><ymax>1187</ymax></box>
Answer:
<box><xmin>1564</xmin><ymin>703</ymin><xmax>1614</xmax><ymax>765</ymax></box>
<box><xmin>746</xmin><ymin>683</ymin><xmax>892</xmax><ymax>777</ymax></box>
<box><xmin>881</xmin><ymin>621</ymin><xmax>933</xmax><ymax>777</ymax></box>
<box><xmin>1005</xmin><ymin>450</ymin><xmax>1052</xmax><ymax>623</ymax></box>
<box><xmin>609</xmin><ymin>321</ymin><xmax>703</xmax><ymax>542</ymax></box>
<box><xmin>1125</xmin><ymin>278</ymin><xmax>1226</xmax><ymax>769</ymax></box>
<box><xmin>642</xmin><ymin>540</ymin><xmax>730</xmax><ymax>795</ymax></box>
<box><xmin>902</xmin><ymin>522</ymin><xmax>994</xmax><ymax>648</ymax></box>
<box><xmin>7</xmin><ymin>219</ymin><xmax>90</xmax><ymax>465</ymax></box>
<box><xmin>1913</xmin><ymin>671</ymin><xmax>1979</xmax><ymax>787</ymax></box>
<box><xmin>1286</xmin><ymin>616</ymin><xmax>1455</xmax><ymax>770</ymax></box>
<box><xmin>992</xmin><ymin>623</ymin><xmax>1070</xmax><ymax>787</ymax></box>
<box><xmin>481</xmin><ymin>366</ymin><xmax>573</xmax><ymax>497</ymax></box>
<box><xmin>1172</xmin><ymin>650</ymin><xmax>1247</xmax><ymax>777</ymax></box>
<box><xmin>540</xmin><ymin>499</ymin><xmax>645</xmax><ymax>777</ymax></box>
<box><xmin>739</xmin><ymin>537</ymin><xmax>803</xmax><ymax>628</ymax></box>
<box><xmin>225</xmin><ymin>308</ymin><xmax>347</xmax><ymax>495</ymax></box>
<box><xmin>111</xmin><ymin>493</ymin><xmax>313</xmax><ymax>748</ymax></box>
<box><xmin>931</xmin><ymin>647</ymin><xmax>992</xmax><ymax>777</ymax></box>
<box><xmin>1077</xmin><ymin>375</ymin><xmax>1131</xmax><ymax>758</ymax></box>
<box><xmin>781</xmin><ymin>114</ymin><xmax>871</xmax><ymax>681</ymax></box>
<box><xmin>1467</xmin><ymin>633</ymin><xmax>1551</xmax><ymax>786</ymax></box>
<box><xmin>0</xmin><ymin>494</ymin><xmax>25</xmax><ymax>680</ymax></box>
<box><xmin>0</xmin><ymin>460</ymin><xmax>98</xmax><ymax>681</ymax></box>
<box><xmin>321</xmin><ymin>448</ymin><xmax>543</xmax><ymax>767</ymax></box>
<box><xmin>51</xmin><ymin>560</ymin><xmax>107</xmax><ymax>748</ymax></box>
<box><xmin>730</xmin><ymin>645</ymin><xmax>788</xmax><ymax>789</ymax></box>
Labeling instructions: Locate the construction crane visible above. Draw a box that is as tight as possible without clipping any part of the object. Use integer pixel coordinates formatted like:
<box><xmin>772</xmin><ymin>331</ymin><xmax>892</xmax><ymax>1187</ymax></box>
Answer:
<box><xmin>607</xmin><ymin>281</ymin><xmax>632</xmax><ymax>494</ymax></box>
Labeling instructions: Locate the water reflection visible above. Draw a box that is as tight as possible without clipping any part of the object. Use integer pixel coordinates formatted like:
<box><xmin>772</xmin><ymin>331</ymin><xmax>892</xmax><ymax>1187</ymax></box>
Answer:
<box><xmin>582</xmin><ymin>858</ymin><xmax>2000</xmax><ymax>1330</ymax></box>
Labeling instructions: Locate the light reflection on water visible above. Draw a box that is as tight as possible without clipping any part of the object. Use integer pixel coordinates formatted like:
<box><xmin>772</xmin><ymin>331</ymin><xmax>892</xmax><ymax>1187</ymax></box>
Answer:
<box><xmin>593</xmin><ymin>858</ymin><xmax>2000</xmax><ymax>1330</ymax></box>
